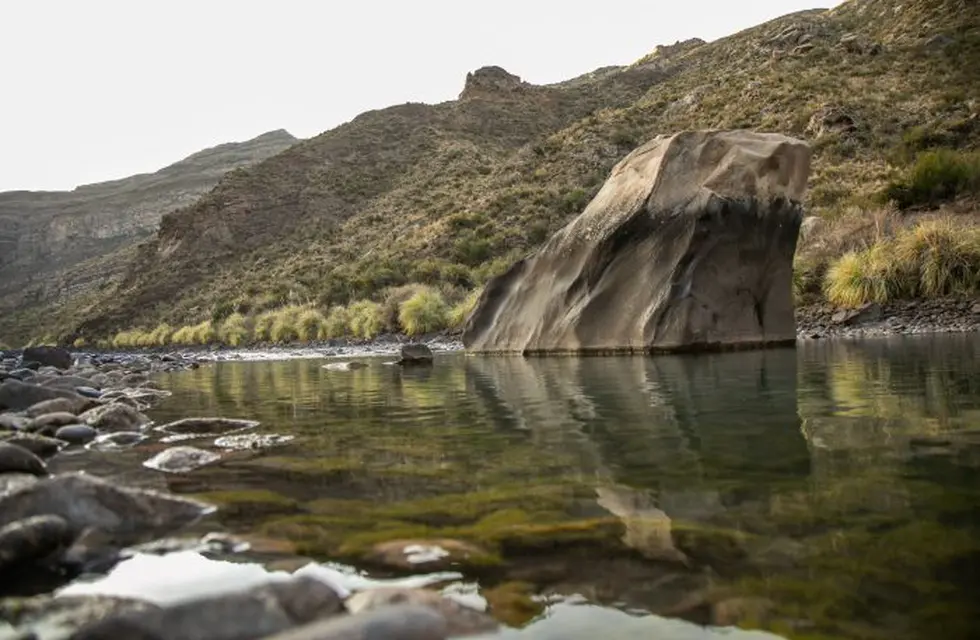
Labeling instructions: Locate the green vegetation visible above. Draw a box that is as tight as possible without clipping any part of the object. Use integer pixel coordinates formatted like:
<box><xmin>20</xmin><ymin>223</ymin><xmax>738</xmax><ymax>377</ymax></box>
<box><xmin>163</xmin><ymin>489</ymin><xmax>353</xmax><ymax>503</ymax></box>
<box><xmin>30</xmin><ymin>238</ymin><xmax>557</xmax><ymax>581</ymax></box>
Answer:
<box><xmin>883</xmin><ymin>150</ymin><xmax>980</xmax><ymax>209</ymax></box>
<box><xmin>398</xmin><ymin>286</ymin><xmax>450</xmax><ymax>336</ymax></box>
<box><xmin>822</xmin><ymin>217</ymin><xmax>980</xmax><ymax>307</ymax></box>
<box><xmin>97</xmin><ymin>288</ymin><xmax>478</xmax><ymax>349</ymax></box>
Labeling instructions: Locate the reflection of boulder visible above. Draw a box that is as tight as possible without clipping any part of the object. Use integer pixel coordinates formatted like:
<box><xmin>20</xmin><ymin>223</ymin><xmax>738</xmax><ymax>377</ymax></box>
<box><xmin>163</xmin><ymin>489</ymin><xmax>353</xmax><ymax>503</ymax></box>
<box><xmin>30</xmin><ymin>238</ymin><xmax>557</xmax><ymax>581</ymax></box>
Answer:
<box><xmin>464</xmin><ymin>347</ymin><xmax>810</xmax><ymax>492</ymax></box>
<box><xmin>595</xmin><ymin>485</ymin><xmax>688</xmax><ymax>565</ymax></box>
<box><xmin>463</xmin><ymin>130</ymin><xmax>811</xmax><ymax>354</ymax></box>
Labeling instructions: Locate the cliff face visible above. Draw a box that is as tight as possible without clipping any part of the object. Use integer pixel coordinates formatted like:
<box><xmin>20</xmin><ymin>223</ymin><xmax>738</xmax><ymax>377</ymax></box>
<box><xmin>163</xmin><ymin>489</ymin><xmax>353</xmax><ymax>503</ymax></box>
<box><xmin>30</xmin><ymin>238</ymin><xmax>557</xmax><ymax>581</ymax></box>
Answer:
<box><xmin>0</xmin><ymin>129</ymin><xmax>298</xmax><ymax>317</ymax></box>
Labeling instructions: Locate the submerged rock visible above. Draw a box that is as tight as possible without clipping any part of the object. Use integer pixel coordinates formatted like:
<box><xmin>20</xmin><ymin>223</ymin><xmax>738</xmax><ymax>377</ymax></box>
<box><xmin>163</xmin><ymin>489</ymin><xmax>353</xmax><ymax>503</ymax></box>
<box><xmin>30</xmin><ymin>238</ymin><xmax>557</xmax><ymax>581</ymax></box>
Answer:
<box><xmin>68</xmin><ymin>576</ymin><xmax>344</xmax><ymax>640</ymax></box>
<box><xmin>156</xmin><ymin>417</ymin><xmax>260</xmax><ymax>435</ymax></box>
<box><xmin>322</xmin><ymin>362</ymin><xmax>369</xmax><ymax>372</ymax></box>
<box><xmin>86</xmin><ymin>431</ymin><xmax>149</xmax><ymax>451</ymax></box>
<box><xmin>212</xmin><ymin>433</ymin><xmax>294</xmax><ymax>450</ymax></box>
<box><xmin>365</xmin><ymin>539</ymin><xmax>496</xmax><ymax>571</ymax></box>
<box><xmin>143</xmin><ymin>446</ymin><xmax>221</xmax><ymax>473</ymax></box>
<box><xmin>462</xmin><ymin>130</ymin><xmax>812</xmax><ymax>354</ymax></box>
<box><xmin>0</xmin><ymin>472</ymin><xmax>215</xmax><ymax>545</ymax></box>
<box><xmin>0</xmin><ymin>442</ymin><xmax>49</xmax><ymax>476</ymax></box>
<box><xmin>345</xmin><ymin>588</ymin><xmax>498</xmax><ymax>637</ymax></box>
<box><xmin>262</xmin><ymin>603</ymin><xmax>449</xmax><ymax>640</ymax></box>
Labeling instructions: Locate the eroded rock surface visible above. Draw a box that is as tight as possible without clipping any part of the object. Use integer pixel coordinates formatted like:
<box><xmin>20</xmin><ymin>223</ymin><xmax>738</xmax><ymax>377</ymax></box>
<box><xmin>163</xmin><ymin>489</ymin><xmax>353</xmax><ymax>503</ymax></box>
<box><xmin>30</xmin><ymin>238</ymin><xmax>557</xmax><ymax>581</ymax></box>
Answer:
<box><xmin>462</xmin><ymin>130</ymin><xmax>812</xmax><ymax>354</ymax></box>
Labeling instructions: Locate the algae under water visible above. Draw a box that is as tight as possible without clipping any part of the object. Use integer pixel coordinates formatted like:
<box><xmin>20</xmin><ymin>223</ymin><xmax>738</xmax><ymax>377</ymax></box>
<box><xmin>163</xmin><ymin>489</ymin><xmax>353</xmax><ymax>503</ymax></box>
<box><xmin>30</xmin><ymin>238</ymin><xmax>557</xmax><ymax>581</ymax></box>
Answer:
<box><xmin>50</xmin><ymin>334</ymin><xmax>980</xmax><ymax>639</ymax></box>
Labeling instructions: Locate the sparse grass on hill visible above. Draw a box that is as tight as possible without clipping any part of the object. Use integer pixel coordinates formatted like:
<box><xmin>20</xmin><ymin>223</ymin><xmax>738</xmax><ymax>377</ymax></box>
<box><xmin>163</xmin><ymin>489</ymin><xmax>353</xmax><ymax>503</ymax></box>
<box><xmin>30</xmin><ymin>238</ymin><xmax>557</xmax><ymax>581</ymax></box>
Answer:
<box><xmin>883</xmin><ymin>150</ymin><xmax>980</xmax><ymax>209</ymax></box>
<box><xmin>822</xmin><ymin>216</ymin><xmax>980</xmax><ymax>307</ymax></box>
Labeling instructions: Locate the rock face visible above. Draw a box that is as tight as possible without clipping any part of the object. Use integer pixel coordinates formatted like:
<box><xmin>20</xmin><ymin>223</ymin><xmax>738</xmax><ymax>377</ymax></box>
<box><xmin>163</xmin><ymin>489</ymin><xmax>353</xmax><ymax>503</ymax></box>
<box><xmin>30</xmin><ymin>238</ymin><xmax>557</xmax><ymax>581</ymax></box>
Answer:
<box><xmin>0</xmin><ymin>130</ymin><xmax>298</xmax><ymax>340</ymax></box>
<box><xmin>462</xmin><ymin>130</ymin><xmax>812</xmax><ymax>354</ymax></box>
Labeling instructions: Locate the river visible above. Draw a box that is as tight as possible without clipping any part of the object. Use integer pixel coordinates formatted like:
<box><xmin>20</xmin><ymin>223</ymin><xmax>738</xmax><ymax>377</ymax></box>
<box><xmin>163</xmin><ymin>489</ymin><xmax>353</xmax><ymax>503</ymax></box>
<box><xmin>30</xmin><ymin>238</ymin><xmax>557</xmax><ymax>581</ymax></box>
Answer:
<box><xmin>49</xmin><ymin>333</ymin><xmax>980</xmax><ymax>640</ymax></box>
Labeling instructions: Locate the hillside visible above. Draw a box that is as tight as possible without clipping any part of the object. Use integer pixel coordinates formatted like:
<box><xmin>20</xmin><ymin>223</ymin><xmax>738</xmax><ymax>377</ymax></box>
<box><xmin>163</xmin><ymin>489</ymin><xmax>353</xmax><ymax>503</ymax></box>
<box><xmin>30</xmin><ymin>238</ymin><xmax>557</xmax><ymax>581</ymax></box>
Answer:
<box><xmin>0</xmin><ymin>129</ymin><xmax>298</xmax><ymax>334</ymax></box>
<box><xmin>5</xmin><ymin>0</ymin><xmax>980</xmax><ymax>347</ymax></box>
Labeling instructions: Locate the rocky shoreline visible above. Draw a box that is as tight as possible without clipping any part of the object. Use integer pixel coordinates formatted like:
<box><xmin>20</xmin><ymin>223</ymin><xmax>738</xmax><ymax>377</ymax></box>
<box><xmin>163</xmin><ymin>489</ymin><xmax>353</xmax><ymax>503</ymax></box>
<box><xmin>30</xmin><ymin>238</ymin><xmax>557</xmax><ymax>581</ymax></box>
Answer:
<box><xmin>0</xmin><ymin>346</ymin><xmax>500</xmax><ymax>640</ymax></box>
<box><xmin>48</xmin><ymin>298</ymin><xmax>980</xmax><ymax>366</ymax></box>
<box><xmin>795</xmin><ymin>298</ymin><xmax>980</xmax><ymax>340</ymax></box>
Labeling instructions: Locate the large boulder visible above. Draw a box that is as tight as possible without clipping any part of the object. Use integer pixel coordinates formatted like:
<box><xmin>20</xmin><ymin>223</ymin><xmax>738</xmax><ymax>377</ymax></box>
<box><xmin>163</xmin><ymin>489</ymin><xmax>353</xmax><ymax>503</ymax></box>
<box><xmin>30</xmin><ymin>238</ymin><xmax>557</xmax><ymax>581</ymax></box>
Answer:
<box><xmin>462</xmin><ymin>130</ymin><xmax>812</xmax><ymax>354</ymax></box>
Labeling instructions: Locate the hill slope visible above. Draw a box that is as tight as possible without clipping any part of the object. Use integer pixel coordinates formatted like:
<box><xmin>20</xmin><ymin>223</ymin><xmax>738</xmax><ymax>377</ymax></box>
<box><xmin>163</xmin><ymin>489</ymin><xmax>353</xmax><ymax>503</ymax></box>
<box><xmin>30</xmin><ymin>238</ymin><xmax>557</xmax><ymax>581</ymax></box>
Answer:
<box><xmin>0</xmin><ymin>129</ymin><xmax>299</xmax><ymax>334</ymax></box>
<box><xmin>8</xmin><ymin>0</ymin><xmax>980</xmax><ymax>346</ymax></box>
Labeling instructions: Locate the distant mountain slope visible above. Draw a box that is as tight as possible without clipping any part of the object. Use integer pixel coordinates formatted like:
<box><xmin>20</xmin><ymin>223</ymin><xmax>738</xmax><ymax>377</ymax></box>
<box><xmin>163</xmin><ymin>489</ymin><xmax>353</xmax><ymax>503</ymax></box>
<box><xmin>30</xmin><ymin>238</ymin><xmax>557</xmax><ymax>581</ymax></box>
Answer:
<box><xmin>0</xmin><ymin>129</ymin><xmax>298</xmax><ymax>325</ymax></box>
<box><xmin>7</xmin><ymin>0</ymin><xmax>980</xmax><ymax>345</ymax></box>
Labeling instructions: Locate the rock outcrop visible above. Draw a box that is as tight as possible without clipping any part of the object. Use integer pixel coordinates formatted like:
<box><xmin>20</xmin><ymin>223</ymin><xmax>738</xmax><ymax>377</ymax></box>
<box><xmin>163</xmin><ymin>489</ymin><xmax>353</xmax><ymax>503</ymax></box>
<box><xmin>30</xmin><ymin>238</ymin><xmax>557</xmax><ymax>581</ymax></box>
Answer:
<box><xmin>0</xmin><ymin>130</ymin><xmax>298</xmax><ymax>333</ymax></box>
<box><xmin>462</xmin><ymin>130</ymin><xmax>812</xmax><ymax>354</ymax></box>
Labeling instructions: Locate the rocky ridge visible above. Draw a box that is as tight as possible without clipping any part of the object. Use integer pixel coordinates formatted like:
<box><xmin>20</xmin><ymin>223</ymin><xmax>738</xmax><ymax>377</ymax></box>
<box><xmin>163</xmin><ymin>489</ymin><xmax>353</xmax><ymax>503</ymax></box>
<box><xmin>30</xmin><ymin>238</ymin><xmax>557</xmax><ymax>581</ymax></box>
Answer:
<box><xmin>0</xmin><ymin>130</ymin><xmax>298</xmax><ymax>338</ymax></box>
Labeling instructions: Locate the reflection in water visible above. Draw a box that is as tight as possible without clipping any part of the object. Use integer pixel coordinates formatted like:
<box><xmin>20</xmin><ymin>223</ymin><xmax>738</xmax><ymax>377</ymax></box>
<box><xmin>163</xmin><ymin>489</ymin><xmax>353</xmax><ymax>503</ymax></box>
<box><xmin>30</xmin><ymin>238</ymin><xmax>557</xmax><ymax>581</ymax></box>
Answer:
<box><xmin>112</xmin><ymin>334</ymin><xmax>980</xmax><ymax>640</ymax></box>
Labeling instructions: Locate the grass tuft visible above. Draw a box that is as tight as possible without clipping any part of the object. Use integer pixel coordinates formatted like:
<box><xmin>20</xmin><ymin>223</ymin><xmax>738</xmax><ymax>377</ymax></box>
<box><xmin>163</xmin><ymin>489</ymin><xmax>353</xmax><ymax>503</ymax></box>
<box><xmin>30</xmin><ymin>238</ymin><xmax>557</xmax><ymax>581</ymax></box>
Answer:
<box><xmin>219</xmin><ymin>313</ymin><xmax>249</xmax><ymax>346</ymax></box>
<box><xmin>347</xmin><ymin>300</ymin><xmax>384</xmax><ymax>339</ymax></box>
<box><xmin>399</xmin><ymin>286</ymin><xmax>450</xmax><ymax>336</ymax></box>
<box><xmin>823</xmin><ymin>216</ymin><xmax>980</xmax><ymax>307</ymax></box>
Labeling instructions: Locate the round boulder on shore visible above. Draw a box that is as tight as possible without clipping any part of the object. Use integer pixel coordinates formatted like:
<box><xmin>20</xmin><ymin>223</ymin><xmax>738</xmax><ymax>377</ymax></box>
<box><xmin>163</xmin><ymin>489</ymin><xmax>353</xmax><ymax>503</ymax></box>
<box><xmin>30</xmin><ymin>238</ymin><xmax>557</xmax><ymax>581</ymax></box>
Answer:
<box><xmin>0</xmin><ymin>514</ymin><xmax>73</xmax><ymax>572</ymax></box>
<box><xmin>0</xmin><ymin>442</ymin><xmax>49</xmax><ymax>476</ymax></box>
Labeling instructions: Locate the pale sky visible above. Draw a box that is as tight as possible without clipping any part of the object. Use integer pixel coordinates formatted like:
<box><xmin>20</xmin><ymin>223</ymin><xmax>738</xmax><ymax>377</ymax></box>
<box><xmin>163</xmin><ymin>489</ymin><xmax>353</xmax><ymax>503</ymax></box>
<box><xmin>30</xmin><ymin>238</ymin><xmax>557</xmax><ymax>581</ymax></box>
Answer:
<box><xmin>0</xmin><ymin>1</ymin><xmax>842</xmax><ymax>193</ymax></box>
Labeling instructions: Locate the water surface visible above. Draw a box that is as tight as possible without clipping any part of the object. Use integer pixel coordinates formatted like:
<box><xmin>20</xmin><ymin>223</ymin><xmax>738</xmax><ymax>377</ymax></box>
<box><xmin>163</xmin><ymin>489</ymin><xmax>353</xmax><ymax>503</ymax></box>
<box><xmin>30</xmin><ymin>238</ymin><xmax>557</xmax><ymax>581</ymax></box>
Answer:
<box><xmin>57</xmin><ymin>334</ymin><xmax>980</xmax><ymax>639</ymax></box>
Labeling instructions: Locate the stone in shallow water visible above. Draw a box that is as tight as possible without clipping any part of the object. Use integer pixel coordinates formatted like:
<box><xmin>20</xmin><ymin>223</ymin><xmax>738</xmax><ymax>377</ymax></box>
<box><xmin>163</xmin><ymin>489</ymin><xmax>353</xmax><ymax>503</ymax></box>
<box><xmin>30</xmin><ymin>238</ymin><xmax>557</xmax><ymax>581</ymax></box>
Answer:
<box><xmin>143</xmin><ymin>446</ymin><xmax>221</xmax><ymax>473</ymax></box>
<box><xmin>322</xmin><ymin>362</ymin><xmax>369</xmax><ymax>372</ymax></box>
<box><xmin>75</xmin><ymin>386</ymin><xmax>102</xmax><ymax>399</ymax></box>
<box><xmin>0</xmin><ymin>442</ymin><xmax>49</xmax><ymax>476</ymax></box>
<box><xmin>365</xmin><ymin>539</ymin><xmax>495</xmax><ymax>571</ymax></box>
<box><xmin>345</xmin><ymin>588</ymin><xmax>498</xmax><ymax>637</ymax></box>
<box><xmin>261</xmin><ymin>603</ymin><xmax>449</xmax><ymax>640</ymax></box>
<box><xmin>462</xmin><ymin>130</ymin><xmax>812</xmax><ymax>354</ymax></box>
<box><xmin>85</xmin><ymin>431</ymin><xmax>148</xmax><ymax>451</ymax></box>
<box><xmin>0</xmin><ymin>472</ymin><xmax>215</xmax><ymax>545</ymax></box>
<box><xmin>397</xmin><ymin>344</ymin><xmax>434</xmax><ymax>366</ymax></box>
<box><xmin>155</xmin><ymin>417</ymin><xmax>260</xmax><ymax>435</ymax></box>
<box><xmin>67</xmin><ymin>575</ymin><xmax>344</xmax><ymax>640</ymax></box>
<box><xmin>55</xmin><ymin>424</ymin><xmax>99</xmax><ymax>445</ymax></box>
<box><xmin>213</xmin><ymin>433</ymin><xmax>295</xmax><ymax>450</ymax></box>
<box><xmin>0</xmin><ymin>514</ymin><xmax>73</xmax><ymax>572</ymax></box>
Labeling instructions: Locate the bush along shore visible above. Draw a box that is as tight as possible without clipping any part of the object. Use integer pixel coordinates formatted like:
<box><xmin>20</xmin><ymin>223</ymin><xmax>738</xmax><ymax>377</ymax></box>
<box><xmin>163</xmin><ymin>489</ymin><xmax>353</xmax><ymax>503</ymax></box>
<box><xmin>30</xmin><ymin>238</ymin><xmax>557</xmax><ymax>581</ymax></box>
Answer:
<box><xmin>0</xmin><ymin>344</ymin><xmax>503</xmax><ymax>640</ymax></box>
